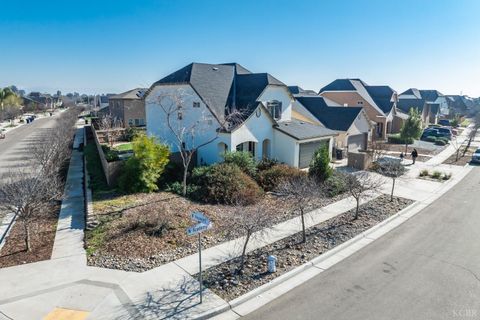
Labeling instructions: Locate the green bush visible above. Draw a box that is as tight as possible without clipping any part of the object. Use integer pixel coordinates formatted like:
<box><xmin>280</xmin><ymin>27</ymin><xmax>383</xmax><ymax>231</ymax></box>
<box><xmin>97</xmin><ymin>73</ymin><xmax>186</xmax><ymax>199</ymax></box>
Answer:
<box><xmin>434</xmin><ymin>140</ymin><xmax>446</xmax><ymax>146</ymax></box>
<box><xmin>419</xmin><ymin>169</ymin><xmax>429</xmax><ymax>177</ymax></box>
<box><xmin>222</xmin><ymin>151</ymin><xmax>257</xmax><ymax>177</ymax></box>
<box><xmin>309</xmin><ymin>144</ymin><xmax>333</xmax><ymax>182</ymax></box>
<box><xmin>118</xmin><ymin>133</ymin><xmax>170</xmax><ymax>193</ymax></box>
<box><xmin>431</xmin><ymin>171</ymin><xmax>442</xmax><ymax>179</ymax></box>
<box><xmin>101</xmin><ymin>145</ymin><xmax>119</xmax><ymax>162</ymax></box>
<box><xmin>424</xmin><ymin>136</ymin><xmax>438</xmax><ymax>143</ymax></box>
<box><xmin>256</xmin><ymin>158</ymin><xmax>279</xmax><ymax>171</ymax></box>
<box><xmin>124</xmin><ymin>127</ymin><xmax>140</xmax><ymax>142</ymax></box>
<box><xmin>166</xmin><ymin>181</ymin><xmax>200</xmax><ymax>196</ymax></box>
<box><xmin>257</xmin><ymin>164</ymin><xmax>306</xmax><ymax>192</ymax></box>
<box><xmin>192</xmin><ymin>163</ymin><xmax>263</xmax><ymax>205</ymax></box>
<box><xmin>324</xmin><ymin>172</ymin><xmax>349</xmax><ymax>197</ymax></box>
<box><xmin>388</xmin><ymin>134</ymin><xmax>414</xmax><ymax>144</ymax></box>
<box><xmin>442</xmin><ymin>173</ymin><xmax>452</xmax><ymax>180</ymax></box>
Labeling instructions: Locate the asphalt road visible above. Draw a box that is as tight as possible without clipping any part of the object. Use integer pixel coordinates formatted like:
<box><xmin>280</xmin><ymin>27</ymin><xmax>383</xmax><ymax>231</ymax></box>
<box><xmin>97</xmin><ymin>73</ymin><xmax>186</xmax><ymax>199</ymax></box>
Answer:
<box><xmin>244</xmin><ymin>166</ymin><xmax>480</xmax><ymax>320</ymax></box>
<box><xmin>0</xmin><ymin>115</ymin><xmax>59</xmax><ymax>220</ymax></box>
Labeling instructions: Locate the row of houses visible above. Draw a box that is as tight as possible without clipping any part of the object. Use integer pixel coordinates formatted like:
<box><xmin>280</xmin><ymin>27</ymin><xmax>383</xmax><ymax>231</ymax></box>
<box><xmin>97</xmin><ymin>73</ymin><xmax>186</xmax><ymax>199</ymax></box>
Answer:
<box><xmin>102</xmin><ymin>62</ymin><xmax>475</xmax><ymax>169</ymax></box>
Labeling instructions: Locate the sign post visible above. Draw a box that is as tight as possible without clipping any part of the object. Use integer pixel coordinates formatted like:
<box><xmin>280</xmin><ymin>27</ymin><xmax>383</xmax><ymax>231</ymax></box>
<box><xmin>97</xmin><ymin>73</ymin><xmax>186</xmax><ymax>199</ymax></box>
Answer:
<box><xmin>187</xmin><ymin>211</ymin><xmax>212</xmax><ymax>304</ymax></box>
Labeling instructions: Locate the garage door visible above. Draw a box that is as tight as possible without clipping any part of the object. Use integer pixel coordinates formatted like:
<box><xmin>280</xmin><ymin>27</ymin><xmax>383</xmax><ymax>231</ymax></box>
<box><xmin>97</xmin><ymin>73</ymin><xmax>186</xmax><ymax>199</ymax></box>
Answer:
<box><xmin>299</xmin><ymin>140</ymin><xmax>327</xmax><ymax>169</ymax></box>
<box><xmin>348</xmin><ymin>134</ymin><xmax>366</xmax><ymax>152</ymax></box>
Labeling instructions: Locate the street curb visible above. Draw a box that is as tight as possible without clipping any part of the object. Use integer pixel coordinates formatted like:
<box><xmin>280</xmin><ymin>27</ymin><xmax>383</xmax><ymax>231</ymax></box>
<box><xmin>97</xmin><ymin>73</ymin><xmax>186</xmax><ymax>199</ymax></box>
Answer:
<box><xmin>194</xmin><ymin>165</ymin><xmax>473</xmax><ymax>319</ymax></box>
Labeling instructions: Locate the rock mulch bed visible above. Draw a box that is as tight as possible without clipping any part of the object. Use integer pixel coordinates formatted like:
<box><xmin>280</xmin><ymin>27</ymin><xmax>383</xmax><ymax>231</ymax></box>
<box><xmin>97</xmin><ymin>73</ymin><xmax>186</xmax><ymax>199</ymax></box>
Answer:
<box><xmin>86</xmin><ymin>191</ymin><xmax>350</xmax><ymax>272</ymax></box>
<box><xmin>200</xmin><ymin>195</ymin><xmax>413</xmax><ymax>301</ymax></box>
<box><xmin>442</xmin><ymin>146</ymin><xmax>476</xmax><ymax>166</ymax></box>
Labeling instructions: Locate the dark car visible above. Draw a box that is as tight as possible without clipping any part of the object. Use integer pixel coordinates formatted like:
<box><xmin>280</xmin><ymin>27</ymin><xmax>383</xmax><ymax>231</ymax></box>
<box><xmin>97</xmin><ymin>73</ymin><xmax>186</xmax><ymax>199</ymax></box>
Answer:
<box><xmin>438</xmin><ymin>119</ymin><xmax>451</xmax><ymax>126</ymax></box>
<box><xmin>421</xmin><ymin>128</ymin><xmax>441</xmax><ymax>139</ymax></box>
<box><xmin>436</xmin><ymin>127</ymin><xmax>452</xmax><ymax>139</ymax></box>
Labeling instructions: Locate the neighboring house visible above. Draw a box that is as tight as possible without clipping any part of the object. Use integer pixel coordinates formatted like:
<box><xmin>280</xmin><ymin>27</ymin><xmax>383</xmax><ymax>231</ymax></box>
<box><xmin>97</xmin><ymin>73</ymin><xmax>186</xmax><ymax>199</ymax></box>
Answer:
<box><xmin>287</xmin><ymin>86</ymin><xmax>317</xmax><ymax>96</ymax></box>
<box><xmin>109</xmin><ymin>88</ymin><xmax>147</xmax><ymax>127</ymax></box>
<box><xmin>399</xmin><ymin>88</ymin><xmax>448</xmax><ymax>118</ymax></box>
<box><xmin>397</xmin><ymin>97</ymin><xmax>439</xmax><ymax>127</ymax></box>
<box><xmin>319</xmin><ymin>79</ymin><xmax>401</xmax><ymax>139</ymax></box>
<box><xmin>22</xmin><ymin>92</ymin><xmax>59</xmax><ymax>111</ymax></box>
<box><xmin>446</xmin><ymin>95</ymin><xmax>469</xmax><ymax>116</ymax></box>
<box><xmin>145</xmin><ymin>62</ymin><xmax>337</xmax><ymax>168</ymax></box>
<box><xmin>96</xmin><ymin>95</ymin><xmax>110</xmax><ymax>109</ymax></box>
<box><xmin>293</xmin><ymin>95</ymin><xmax>371</xmax><ymax>152</ymax></box>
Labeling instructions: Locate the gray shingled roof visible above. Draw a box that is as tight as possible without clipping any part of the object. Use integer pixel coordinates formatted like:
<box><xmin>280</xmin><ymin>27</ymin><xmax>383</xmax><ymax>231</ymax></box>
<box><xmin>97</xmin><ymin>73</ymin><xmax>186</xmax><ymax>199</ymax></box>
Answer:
<box><xmin>275</xmin><ymin>119</ymin><xmax>337</xmax><ymax>140</ymax></box>
<box><xmin>296</xmin><ymin>96</ymin><xmax>363</xmax><ymax>131</ymax></box>
<box><xmin>151</xmin><ymin>62</ymin><xmax>287</xmax><ymax>122</ymax></box>
<box><xmin>364</xmin><ymin>85</ymin><xmax>396</xmax><ymax>114</ymax></box>
<box><xmin>110</xmin><ymin>88</ymin><xmax>147</xmax><ymax>100</ymax></box>
<box><xmin>397</xmin><ymin>98</ymin><xmax>426</xmax><ymax>113</ymax></box>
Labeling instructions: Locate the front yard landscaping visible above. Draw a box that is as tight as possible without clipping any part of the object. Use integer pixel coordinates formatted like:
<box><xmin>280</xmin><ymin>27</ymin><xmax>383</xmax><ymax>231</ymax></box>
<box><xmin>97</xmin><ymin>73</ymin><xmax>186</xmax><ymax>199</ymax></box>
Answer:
<box><xmin>200</xmin><ymin>195</ymin><xmax>413</xmax><ymax>301</ymax></box>
<box><xmin>442</xmin><ymin>145</ymin><xmax>477</xmax><ymax>166</ymax></box>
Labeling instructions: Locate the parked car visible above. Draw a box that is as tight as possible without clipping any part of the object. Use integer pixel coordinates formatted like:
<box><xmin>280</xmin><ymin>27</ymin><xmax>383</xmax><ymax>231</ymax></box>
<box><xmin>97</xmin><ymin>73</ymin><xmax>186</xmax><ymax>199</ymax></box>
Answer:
<box><xmin>436</xmin><ymin>127</ymin><xmax>452</xmax><ymax>140</ymax></box>
<box><xmin>438</xmin><ymin>119</ymin><xmax>451</xmax><ymax>126</ymax></box>
<box><xmin>471</xmin><ymin>148</ymin><xmax>480</xmax><ymax>164</ymax></box>
<box><xmin>421</xmin><ymin>128</ymin><xmax>441</xmax><ymax>139</ymax></box>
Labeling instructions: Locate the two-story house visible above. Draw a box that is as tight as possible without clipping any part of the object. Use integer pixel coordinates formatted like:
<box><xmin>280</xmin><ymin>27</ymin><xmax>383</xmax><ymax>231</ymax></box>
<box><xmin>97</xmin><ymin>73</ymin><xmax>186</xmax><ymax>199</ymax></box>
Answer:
<box><xmin>319</xmin><ymin>79</ymin><xmax>401</xmax><ymax>140</ymax></box>
<box><xmin>144</xmin><ymin>63</ymin><xmax>337</xmax><ymax>168</ymax></box>
<box><xmin>398</xmin><ymin>89</ymin><xmax>447</xmax><ymax>125</ymax></box>
<box><xmin>109</xmin><ymin>88</ymin><xmax>147</xmax><ymax>127</ymax></box>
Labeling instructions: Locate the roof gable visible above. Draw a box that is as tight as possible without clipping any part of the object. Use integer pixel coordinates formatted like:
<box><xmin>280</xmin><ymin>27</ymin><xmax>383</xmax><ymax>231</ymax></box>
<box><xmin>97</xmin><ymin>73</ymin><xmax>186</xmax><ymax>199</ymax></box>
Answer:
<box><xmin>364</xmin><ymin>85</ymin><xmax>396</xmax><ymax>114</ymax></box>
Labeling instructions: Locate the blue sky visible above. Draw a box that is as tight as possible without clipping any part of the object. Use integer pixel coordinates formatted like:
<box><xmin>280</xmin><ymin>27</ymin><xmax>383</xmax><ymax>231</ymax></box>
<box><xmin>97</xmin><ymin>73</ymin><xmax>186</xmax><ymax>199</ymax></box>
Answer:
<box><xmin>1</xmin><ymin>0</ymin><xmax>479</xmax><ymax>96</ymax></box>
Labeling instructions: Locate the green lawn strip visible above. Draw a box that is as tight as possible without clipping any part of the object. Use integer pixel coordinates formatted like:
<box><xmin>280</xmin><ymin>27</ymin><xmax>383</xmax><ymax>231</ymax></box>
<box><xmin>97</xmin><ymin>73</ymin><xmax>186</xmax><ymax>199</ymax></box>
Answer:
<box><xmin>113</xmin><ymin>142</ymin><xmax>133</xmax><ymax>152</ymax></box>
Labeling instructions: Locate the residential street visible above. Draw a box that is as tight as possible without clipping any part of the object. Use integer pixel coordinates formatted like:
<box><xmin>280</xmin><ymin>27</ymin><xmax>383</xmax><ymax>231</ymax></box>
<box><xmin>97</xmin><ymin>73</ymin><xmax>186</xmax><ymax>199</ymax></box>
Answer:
<box><xmin>243</xmin><ymin>166</ymin><xmax>480</xmax><ymax>320</ymax></box>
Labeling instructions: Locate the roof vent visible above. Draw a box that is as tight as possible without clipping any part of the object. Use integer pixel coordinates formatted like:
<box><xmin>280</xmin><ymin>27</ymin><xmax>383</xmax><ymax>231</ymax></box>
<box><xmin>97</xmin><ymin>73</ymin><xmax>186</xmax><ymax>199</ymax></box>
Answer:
<box><xmin>212</xmin><ymin>67</ymin><xmax>219</xmax><ymax>71</ymax></box>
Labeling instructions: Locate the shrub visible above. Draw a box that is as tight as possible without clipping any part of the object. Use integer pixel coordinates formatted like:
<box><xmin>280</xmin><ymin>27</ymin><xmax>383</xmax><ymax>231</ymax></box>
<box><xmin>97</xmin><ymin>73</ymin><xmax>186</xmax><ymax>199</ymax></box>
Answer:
<box><xmin>166</xmin><ymin>181</ymin><xmax>200</xmax><ymax>196</ymax></box>
<box><xmin>118</xmin><ymin>133</ymin><xmax>170</xmax><ymax>193</ymax></box>
<box><xmin>101</xmin><ymin>144</ymin><xmax>119</xmax><ymax>162</ymax></box>
<box><xmin>309</xmin><ymin>144</ymin><xmax>333</xmax><ymax>182</ymax></box>
<box><xmin>192</xmin><ymin>163</ymin><xmax>263</xmax><ymax>205</ymax></box>
<box><xmin>419</xmin><ymin>169</ymin><xmax>429</xmax><ymax>177</ymax></box>
<box><xmin>222</xmin><ymin>151</ymin><xmax>257</xmax><ymax>177</ymax></box>
<box><xmin>256</xmin><ymin>158</ymin><xmax>279</xmax><ymax>171</ymax></box>
<box><xmin>124</xmin><ymin>127</ymin><xmax>141</xmax><ymax>142</ymax></box>
<box><xmin>434</xmin><ymin>140</ymin><xmax>446</xmax><ymax>146</ymax></box>
<box><xmin>442</xmin><ymin>173</ymin><xmax>452</xmax><ymax>180</ymax></box>
<box><xmin>324</xmin><ymin>171</ymin><xmax>349</xmax><ymax>197</ymax></box>
<box><xmin>257</xmin><ymin>164</ymin><xmax>306</xmax><ymax>192</ymax></box>
<box><xmin>388</xmin><ymin>134</ymin><xmax>414</xmax><ymax>144</ymax></box>
<box><xmin>424</xmin><ymin>136</ymin><xmax>438</xmax><ymax>143</ymax></box>
<box><xmin>431</xmin><ymin>171</ymin><xmax>442</xmax><ymax>179</ymax></box>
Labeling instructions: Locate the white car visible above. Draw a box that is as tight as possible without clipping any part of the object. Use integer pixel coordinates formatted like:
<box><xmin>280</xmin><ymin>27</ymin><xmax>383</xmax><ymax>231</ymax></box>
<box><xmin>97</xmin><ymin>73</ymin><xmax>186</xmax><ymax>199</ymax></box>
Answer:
<box><xmin>471</xmin><ymin>148</ymin><xmax>480</xmax><ymax>164</ymax></box>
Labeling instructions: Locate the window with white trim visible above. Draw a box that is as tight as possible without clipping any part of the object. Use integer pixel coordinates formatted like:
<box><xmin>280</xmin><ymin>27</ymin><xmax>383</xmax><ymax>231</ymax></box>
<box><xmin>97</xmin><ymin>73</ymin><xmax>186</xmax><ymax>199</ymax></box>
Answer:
<box><xmin>267</xmin><ymin>100</ymin><xmax>282</xmax><ymax>120</ymax></box>
<box><xmin>193</xmin><ymin>101</ymin><xmax>200</xmax><ymax>108</ymax></box>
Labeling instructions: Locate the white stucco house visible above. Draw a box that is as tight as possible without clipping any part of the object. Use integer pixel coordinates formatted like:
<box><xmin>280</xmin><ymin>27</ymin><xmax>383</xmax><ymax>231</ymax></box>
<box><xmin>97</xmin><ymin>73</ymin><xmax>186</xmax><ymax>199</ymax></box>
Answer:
<box><xmin>144</xmin><ymin>62</ymin><xmax>337</xmax><ymax>168</ymax></box>
<box><xmin>291</xmin><ymin>93</ymin><xmax>372</xmax><ymax>152</ymax></box>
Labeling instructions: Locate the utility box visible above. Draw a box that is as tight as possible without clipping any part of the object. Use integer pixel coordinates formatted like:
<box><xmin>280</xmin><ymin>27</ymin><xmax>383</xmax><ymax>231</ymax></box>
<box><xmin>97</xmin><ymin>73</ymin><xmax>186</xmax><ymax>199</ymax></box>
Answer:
<box><xmin>268</xmin><ymin>255</ymin><xmax>277</xmax><ymax>273</ymax></box>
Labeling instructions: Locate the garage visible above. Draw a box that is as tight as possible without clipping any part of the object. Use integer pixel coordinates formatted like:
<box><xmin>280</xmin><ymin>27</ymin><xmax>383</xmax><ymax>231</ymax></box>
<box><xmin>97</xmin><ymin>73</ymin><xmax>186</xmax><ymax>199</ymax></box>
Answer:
<box><xmin>299</xmin><ymin>140</ymin><xmax>328</xmax><ymax>168</ymax></box>
<box><xmin>347</xmin><ymin>133</ymin><xmax>366</xmax><ymax>152</ymax></box>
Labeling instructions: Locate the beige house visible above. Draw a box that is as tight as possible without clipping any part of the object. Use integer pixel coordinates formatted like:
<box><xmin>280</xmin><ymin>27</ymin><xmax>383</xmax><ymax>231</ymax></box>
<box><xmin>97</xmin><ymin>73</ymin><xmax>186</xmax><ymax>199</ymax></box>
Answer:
<box><xmin>319</xmin><ymin>79</ymin><xmax>402</xmax><ymax>140</ymax></box>
<box><xmin>109</xmin><ymin>88</ymin><xmax>147</xmax><ymax>127</ymax></box>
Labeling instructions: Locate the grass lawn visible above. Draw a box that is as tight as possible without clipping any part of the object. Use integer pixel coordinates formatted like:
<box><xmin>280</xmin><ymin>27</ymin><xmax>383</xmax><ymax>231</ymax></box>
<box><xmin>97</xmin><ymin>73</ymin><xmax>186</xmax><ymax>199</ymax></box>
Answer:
<box><xmin>114</xmin><ymin>142</ymin><xmax>133</xmax><ymax>152</ymax></box>
<box><xmin>460</xmin><ymin>119</ymin><xmax>470</xmax><ymax>127</ymax></box>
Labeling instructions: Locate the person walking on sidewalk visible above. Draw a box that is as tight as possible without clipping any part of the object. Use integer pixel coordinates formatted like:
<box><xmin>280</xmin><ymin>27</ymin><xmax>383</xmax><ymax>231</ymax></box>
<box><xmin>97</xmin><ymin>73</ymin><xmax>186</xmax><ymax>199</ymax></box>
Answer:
<box><xmin>411</xmin><ymin>148</ymin><xmax>418</xmax><ymax>164</ymax></box>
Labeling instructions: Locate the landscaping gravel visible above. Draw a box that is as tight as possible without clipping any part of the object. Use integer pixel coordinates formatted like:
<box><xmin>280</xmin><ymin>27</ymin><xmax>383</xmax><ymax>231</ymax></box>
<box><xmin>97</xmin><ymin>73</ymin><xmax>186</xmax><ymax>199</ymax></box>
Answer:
<box><xmin>86</xmin><ymin>191</ymin><xmax>351</xmax><ymax>272</ymax></box>
<box><xmin>199</xmin><ymin>195</ymin><xmax>413</xmax><ymax>301</ymax></box>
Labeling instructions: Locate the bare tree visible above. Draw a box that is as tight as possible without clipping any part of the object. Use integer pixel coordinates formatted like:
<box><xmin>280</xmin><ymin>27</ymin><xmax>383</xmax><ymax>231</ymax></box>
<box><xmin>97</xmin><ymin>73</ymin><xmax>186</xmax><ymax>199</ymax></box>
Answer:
<box><xmin>224</xmin><ymin>202</ymin><xmax>273</xmax><ymax>272</ymax></box>
<box><xmin>463</xmin><ymin>114</ymin><xmax>480</xmax><ymax>156</ymax></box>
<box><xmin>98</xmin><ymin>113</ymin><xmax>124</xmax><ymax>147</ymax></box>
<box><xmin>0</xmin><ymin>169</ymin><xmax>61</xmax><ymax>251</ymax></box>
<box><xmin>376</xmin><ymin>158</ymin><xmax>406</xmax><ymax>201</ymax></box>
<box><xmin>156</xmin><ymin>89</ymin><xmax>242</xmax><ymax>196</ymax></box>
<box><xmin>369</xmin><ymin>139</ymin><xmax>389</xmax><ymax>162</ymax></box>
<box><xmin>275</xmin><ymin>175</ymin><xmax>322</xmax><ymax>243</ymax></box>
<box><xmin>341</xmin><ymin>172</ymin><xmax>383</xmax><ymax>219</ymax></box>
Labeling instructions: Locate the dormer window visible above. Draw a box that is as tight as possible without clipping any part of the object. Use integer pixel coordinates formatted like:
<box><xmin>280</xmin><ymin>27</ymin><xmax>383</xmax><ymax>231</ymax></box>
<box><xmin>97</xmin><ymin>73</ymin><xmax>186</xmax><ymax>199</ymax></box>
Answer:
<box><xmin>267</xmin><ymin>100</ymin><xmax>282</xmax><ymax>120</ymax></box>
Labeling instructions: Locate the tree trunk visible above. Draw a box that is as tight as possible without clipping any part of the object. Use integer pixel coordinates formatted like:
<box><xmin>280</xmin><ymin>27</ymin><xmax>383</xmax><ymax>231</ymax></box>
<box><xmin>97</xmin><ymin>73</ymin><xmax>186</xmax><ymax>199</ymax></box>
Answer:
<box><xmin>182</xmin><ymin>167</ymin><xmax>188</xmax><ymax>197</ymax></box>
<box><xmin>391</xmin><ymin>178</ymin><xmax>395</xmax><ymax>202</ymax></box>
<box><xmin>23</xmin><ymin>220</ymin><xmax>31</xmax><ymax>252</ymax></box>
<box><xmin>355</xmin><ymin>198</ymin><xmax>360</xmax><ymax>220</ymax></box>
<box><xmin>456</xmin><ymin>148</ymin><xmax>460</xmax><ymax>162</ymax></box>
<box><xmin>405</xmin><ymin>142</ymin><xmax>408</xmax><ymax>155</ymax></box>
<box><xmin>240</xmin><ymin>232</ymin><xmax>251</xmax><ymax>272</ymax></box>
<box><xmin>300</xmin><ymin>208</ymin><xmax>306</xmax><ymax>243</ymax></box>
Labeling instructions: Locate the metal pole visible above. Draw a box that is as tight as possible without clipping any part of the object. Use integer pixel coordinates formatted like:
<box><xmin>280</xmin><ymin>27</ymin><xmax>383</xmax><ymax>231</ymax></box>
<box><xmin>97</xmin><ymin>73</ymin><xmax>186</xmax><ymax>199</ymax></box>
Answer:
<box><xmin>198</xmin><ymin>232</ymin><xmax>203</xmax><ymax>303</ymax></box>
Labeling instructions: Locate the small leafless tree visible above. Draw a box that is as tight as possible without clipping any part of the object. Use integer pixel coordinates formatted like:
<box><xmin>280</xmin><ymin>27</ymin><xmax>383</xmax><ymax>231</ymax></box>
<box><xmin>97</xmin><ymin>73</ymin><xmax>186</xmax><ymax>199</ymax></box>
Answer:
<box><xmin>376</xmin><ymin>159</ymin><xmax>406</xmax><ymax>201</ymax></box>
<box><xmin>275</xmin><ymin>175</ymin><xmax>322</xmax><ymax>243</ymax></box>
<box><xmin>341</xmin><ymin>172</ymin><xmax>383</xmax><ymax>219</ymax></box>
<box><xmin>224</xmin><ymin>202</ymin><xmax>273</xmax><ymax>272</ymax></box>
<box><xmin>463</xmin><ymin>114</ymin><xmax>480</xmax><ymax>156</ymax></box>
<box><xmin>156</xmin><ymin>89</ymin><xmax>242</xmax><ymax>196</ymax></box>
<box><xmin>369</xmin><ymin>139</ymin><xmax>389</xmax><ymax>162</ymax></box>
<box><xmin>0</xmin><ymin>169</ymin><xmax>61</xmax><ymax>251</ymax></box>
<box><xmin>98</xmin><ymin>113</ymin><xmax>124</xmax><ymax>147</ymax></box>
